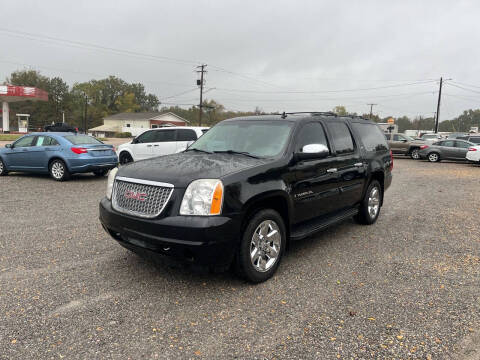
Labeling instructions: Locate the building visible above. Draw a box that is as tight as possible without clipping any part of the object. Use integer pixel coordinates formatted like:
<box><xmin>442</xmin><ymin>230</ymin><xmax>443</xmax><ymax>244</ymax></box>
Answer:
<box><xmin>89</xmin><ymin>112</ymin><xmax>189</xmax><ymax>137</ymax></box>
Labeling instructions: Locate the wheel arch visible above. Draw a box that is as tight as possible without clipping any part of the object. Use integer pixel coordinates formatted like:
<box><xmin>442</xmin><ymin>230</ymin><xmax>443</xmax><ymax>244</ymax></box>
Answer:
<box><xmin>369</xmin><ymin>171</ymin><xmax>385</xmax><ymax>206</ymax></box>
<box><xmin>119</xmin><ymin>149</ymin><xmax>134</xmax><ymax>161</ymax></box>
<box><xmin>48</xmin><ymin>156</ymin><xmax>70</xmax><ymax>172</ymax></box>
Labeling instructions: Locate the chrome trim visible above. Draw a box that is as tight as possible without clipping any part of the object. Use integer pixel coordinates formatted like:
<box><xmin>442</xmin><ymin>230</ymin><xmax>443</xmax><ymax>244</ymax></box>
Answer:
<box><xmin>326</xmin><ymin>168</ymin><xmax>337</xmax><ymax>173</ymax></box>
<box><xmin>354</xmin><ymin>162</ymin><xmax>363</xmax><ymax>167</ymax></box>
<box><xmin>112</xmin><ymin>177</ymin><xmax>174</xmax><ymax>219</ymax></box>
<box><xmin>115</xmin><ymin>176</ymin><xmax>174</xmax><ymax>188</ymax></box>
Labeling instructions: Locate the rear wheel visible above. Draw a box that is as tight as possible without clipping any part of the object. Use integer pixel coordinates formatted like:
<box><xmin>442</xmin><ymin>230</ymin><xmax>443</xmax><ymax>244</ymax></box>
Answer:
<box><xmin>49</xmin><ymin>159</ymin><xmax>70</xmax><ymax>181</ymax></box>
<box><xmin>0</xmin><ymin>158</ymin><xmax>8</xmax><ymax>176</ymax></box>
<box><xmin>236</xmin><ymin>209</ymin><xmax>286</xmax><ymax>283</ymax></box>
<box><xmin>410</xmin><ymin>148</ymin><xmax>420</xmax><ymax>160</ymax></box>
<box><xmin>355</xmin><ymin>180</ymin><xmax>382</xmax><ymax>225</ymax></box>
<box><xmin>428</xmin><ymin>152</ymin><xmax>440</xmax><ymax>162</ymax></box>
<box><xmin>119</xmin><ymin>152</ymin><xmax>133</xmax><ymax>165</ymax></box>
<box><xmin>93</xmin><ymin>169</ymin><xmax>108</xmax><ymax>177</ymax></box>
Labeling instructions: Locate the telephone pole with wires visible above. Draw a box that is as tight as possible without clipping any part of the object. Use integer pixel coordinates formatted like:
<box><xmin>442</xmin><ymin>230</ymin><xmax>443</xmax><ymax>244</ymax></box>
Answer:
<box><xmin>434</xmin><ymin>77</ymin><xmax>443</xmax><ymax>133</ymax></box>
<box><xmin>196</xmin><ymin>64</ymin><xmax>207</xmax><ymax>126</ymax></box>
<box><xmin>367</xmin><ymin>103</ymin><xmax>377</xmax><ymax>120</ymax></box>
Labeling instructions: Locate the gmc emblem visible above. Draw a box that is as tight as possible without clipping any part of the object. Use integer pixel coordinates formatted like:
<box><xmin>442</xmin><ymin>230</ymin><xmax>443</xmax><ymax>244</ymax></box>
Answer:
<box><xmin>124</xmin><ymin>190</ymin><xmax>147</xmax><ymax>201</ymax></box>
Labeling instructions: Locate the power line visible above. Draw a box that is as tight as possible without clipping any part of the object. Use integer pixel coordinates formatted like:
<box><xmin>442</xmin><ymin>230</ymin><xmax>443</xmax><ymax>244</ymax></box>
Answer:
<box><xmin>445</xmin><ymin>82</ymin><xmax>480</xmax><ymax>94</ymax></box>
<box><xmin>367</xmin><ymin>103</ymin><xmax>377</xmax><ymax>120</ymax></box>
<box><xmin>159</xmin><ymin>88</ymin><xmax>198</xmax><ymax>100</ymax></box>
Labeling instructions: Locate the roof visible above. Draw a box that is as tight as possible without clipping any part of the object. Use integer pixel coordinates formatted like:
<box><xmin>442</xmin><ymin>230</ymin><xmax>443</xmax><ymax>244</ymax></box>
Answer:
<box><xmin>222</xmin><ymin>113</ymin><xmax>372</xmax><ymax>123</ymax></box>
<box><xmin>104</xmin><ymin>111</ymin><xmax>189</xmax><ymax>123</ymax></box>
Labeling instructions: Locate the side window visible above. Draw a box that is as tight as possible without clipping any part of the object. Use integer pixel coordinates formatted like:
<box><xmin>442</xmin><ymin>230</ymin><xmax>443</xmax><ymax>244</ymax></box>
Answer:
<box><xmin>135</xmin><ymin>130</ymin><xmax>156</xmax><ymax>143</ymax></box>
<box><xmin>325</xmin><ymin>121</ymin><xmax>355</xmax><ymax>155</ymax></box>
<box><xmin>351</xmin><ymin>123</ymin><xmax>388</xmax><ymax>152</ymax></box>
<box><xmin>14</xmin><ymin>136</ymin><xmax>35</xmax><ymax>147</ymax></box>
<box><xmin>468</xmin><ymin>137</ymin><xmax>480</xmax><ymax>144</ymax></box>
<box><xmin>38</xmin><ymin>136</ymin><xmax>59</xmax><ymax>146</ymax></box>
<box><xmin>152</xmin><ymin>130</ymin><xmax>175</xmax><ymax>142</ymax></box>
<box><xmin>455</xmin><ymin>141</ymin><xmax>470</xmax><ymax>149</ymax></box>
<box><xmin>295</xmin><ymin>122</ymin><xmax>330</xmax><ymax>153</ymax></box>
<box><xmin>393</xmin><ymin>134</ymin><xmax>404</xmax><ymax>141</ymax></box>
<box><xmin>176</xmin><ymin>129</ymin><xmax>197</xmax><ymax>141</ymax></box>
<box><xmin>441</xmin><ymin>140</ymin><xmax>455</xmax><ymax>147</ymax></box>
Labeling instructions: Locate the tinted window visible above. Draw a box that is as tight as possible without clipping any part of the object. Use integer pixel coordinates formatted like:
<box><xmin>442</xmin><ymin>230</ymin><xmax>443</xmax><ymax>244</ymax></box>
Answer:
<box><xmin>14</xmin><ymin>136</ymin><xmax>35</xmax><ymax>147</ymax></box>
<box><xmin>64</xmin><ymin>135</ymin><xmax>102</xmax><ymax>145</ymax></box>
<box><xmin>152</xmin><ymin>130</ymin><xmax>175</xmax><ymax>142</ymax></box>
<box><xmin>295</xmin><ymin>122</ymin><xmax>330</xmax><ymax>153</ymax></box>
<box><xmin>455</xmin><ymin>141</ymin><xmax>471</xmax><ymax>149</ymax></box>
<box><xmin>440</xmin><ymin>140</ymin><xmax>455</xmax><ymax>147</ymax></box>
<box><xmin>326</xmin><ymin>121</ymin><xmax>355</xmax><ymax>154</ymax></box>
<box><xmin>176</xmin><ymin>129</ymin><xmax>197</xmax><ymax>141</ymax></box>
<box><xmin>351</xmin><ymin>123</ymin><xmax>388</xmax><ymax>152</ymax></box>
<box><xmin>468</xmin><ymin>137</ymin><xmax>480</xmax><ymax>144</ymax></box>
<box><xmin>135</xmin><ymin>131</ymin><xmax>156</xmax><ymax>143</ymax></box>
<box><xmin>393</xmin><ymin>134</ymin><xmax>407</xmax><ymax>141</ymax></box>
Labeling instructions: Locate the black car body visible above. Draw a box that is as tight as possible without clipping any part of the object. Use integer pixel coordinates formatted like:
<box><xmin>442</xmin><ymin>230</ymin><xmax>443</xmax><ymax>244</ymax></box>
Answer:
<box><xmin>100</xmin><ymin>113</ymin><xmax>393</xmax><ymax>282</ymax></box>
<box><xmin>44</xmin><ymin>122</ymin><xmax>77</xmax><ymax>132</ymax></box>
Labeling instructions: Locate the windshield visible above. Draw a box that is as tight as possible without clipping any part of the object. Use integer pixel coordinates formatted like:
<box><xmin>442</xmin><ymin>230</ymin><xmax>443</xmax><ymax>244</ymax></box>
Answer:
<box><xmin>188</xmin><ymin>120</ymin><xmax>294</xmax><ymax>158</ymax></box>
<box><xmin>64</xmin><ymin>135</ymin><xmax>103</xmax><ymax>145</ymax></box>
<box><xmin>402</xmin><ymin>134</ymin><xmax>414</xmax><ymax>141</ymax></box>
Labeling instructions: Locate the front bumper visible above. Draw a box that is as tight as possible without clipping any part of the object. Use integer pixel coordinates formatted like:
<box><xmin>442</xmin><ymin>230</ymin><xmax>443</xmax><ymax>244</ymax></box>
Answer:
<box><xmin>466</xmin><ymin>152</ymin><xmax>480</xmax><ymax>162</ymax></box>
<box><xmin>99</xmin><ymin>198</ymin><xmax>241</xmax><ymax>266</ymax></box>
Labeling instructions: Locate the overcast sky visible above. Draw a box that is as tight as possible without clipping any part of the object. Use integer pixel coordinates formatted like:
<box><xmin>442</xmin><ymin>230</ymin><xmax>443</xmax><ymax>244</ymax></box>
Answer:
<box><xmin>1</xmin><ymin>0</ymin><xmax>480</xmax><ymax>120</ymax></box>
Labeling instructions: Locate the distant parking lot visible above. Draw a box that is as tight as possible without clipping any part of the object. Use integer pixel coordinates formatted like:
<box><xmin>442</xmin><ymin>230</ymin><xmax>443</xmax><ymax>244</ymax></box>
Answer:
<box><xmin>1</xmin><ymin>159</ymin><xmax>479</xmax><ymax>359</ymax></box>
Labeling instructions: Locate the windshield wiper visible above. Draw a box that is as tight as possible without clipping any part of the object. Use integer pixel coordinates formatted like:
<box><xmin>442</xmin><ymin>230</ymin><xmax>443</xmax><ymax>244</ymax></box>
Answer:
<box><xmin>185</xmin><ymin>148</ymin><xmax>212</xmax><ymax>154</ymax></box>
<box><xmin>213</xmin><ymin>150</ymin><xmax>260</xmax><ymax>158</ymax></box>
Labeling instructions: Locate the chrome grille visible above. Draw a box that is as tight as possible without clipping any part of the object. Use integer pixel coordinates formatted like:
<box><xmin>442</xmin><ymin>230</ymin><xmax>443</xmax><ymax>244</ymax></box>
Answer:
<box><xmin>112</xmin><ymin>176</ymin><xmax>174</xmax><ymax>218</ymax></box>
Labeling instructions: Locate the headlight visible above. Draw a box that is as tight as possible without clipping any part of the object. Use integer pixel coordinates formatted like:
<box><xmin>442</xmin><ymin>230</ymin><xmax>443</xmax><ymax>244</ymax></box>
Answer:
<box><xmin>106</xmin><ymin>167</ymin><xmax>118</xmax><ymax>200</ymax></box>
<box><xmin>180</xmin><ymin>179</ymin><xmax>224</xmax><ymax>216</ymax></box>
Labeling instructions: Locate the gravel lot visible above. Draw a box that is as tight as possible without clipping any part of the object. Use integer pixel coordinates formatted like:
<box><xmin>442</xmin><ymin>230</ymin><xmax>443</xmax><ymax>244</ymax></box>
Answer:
<box><xmin>1</xmin><ymin>158</ymin><xmax>479</xmax><ymax>359</ymax></box>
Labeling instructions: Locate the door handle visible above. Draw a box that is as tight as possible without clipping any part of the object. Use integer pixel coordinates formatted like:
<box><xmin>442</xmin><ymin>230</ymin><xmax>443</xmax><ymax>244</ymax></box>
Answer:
<box><xmin>146</xmin><ymin>145</ymin><xmax>152</xmax><ymax>147</ymax></box>
<box><xmin>326</xmin><ymin>168</ymin><xmax>337</xmax><ymax>173</ymax></box>
<box><xmin>153</xmin><ymin>144</ymin><xmax>159</xmax><ymax>147</ymax></box>
<box><xmin>354</xmin><ymin>162</ymin><xmax>364</xmax><ymax>167</ymax></box>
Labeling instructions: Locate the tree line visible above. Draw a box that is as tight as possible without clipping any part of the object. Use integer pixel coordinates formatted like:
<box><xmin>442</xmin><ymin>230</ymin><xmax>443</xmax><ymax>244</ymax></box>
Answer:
<box><xmin>3</xmin><ymin>69</ymin><xmax>480</xmax><ymax>133</ymax></box>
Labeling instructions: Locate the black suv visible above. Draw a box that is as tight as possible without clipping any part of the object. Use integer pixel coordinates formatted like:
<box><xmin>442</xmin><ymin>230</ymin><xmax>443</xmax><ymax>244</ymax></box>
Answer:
<box><xmin>44</xmin><ymin>122</ymin><xmax>77</xmax><ymax>132</ymax></box>
<box><xmin>100</xmin><ymin>113</ymin><xmax>392</xmax><ymax>282</ymax></box>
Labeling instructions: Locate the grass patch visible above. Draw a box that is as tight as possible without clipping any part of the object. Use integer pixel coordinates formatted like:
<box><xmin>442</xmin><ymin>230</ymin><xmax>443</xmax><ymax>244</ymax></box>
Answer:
<box><xmin>0</xmin><ymin>134</ymin><xmax>22</xmax><ymax>141</ymax></box>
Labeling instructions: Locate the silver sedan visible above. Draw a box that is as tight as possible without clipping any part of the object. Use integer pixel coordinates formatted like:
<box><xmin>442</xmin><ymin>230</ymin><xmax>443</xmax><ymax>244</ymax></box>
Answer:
<box><xmin>418</xmin><ymin>139</ymin><xmax>476</xmax><ymax>162</ymax></box>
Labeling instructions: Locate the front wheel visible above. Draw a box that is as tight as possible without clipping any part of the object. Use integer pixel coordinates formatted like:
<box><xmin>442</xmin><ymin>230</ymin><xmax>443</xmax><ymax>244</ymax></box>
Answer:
<box><xmin>410</xmin><ymin>148</ymin><xmax>420</xmax><ymax>160</ymax></box>
<box><xmin>119</xmin><ymin>152</ymin><xmax>133</xmax><ymax>165</ymax></box>
<box><xmin>355</xmin><ymin>180</ymin><xmax>382</xmax><ymax>225</ymax></box>
<box><xmin>49</xmin><ymin>159</ymin><xmax>70</xmax><ymax>181</ymax></box>
<box><xmin>428</xmin><ymin>152</ymin><xmax>440</xmax><ymax>162</ymax></box>
<box><xmin>236</xmin><ymin>209</ymin><xmax>286</xmax><ymax>283</ymax></box>
<box><xmin>0</xmin><ymin>158</ymin><xmax>8</xmax><ymax>176</ymax></box>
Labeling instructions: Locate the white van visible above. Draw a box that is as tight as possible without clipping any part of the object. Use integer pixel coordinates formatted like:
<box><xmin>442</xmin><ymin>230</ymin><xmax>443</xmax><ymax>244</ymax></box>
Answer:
<box><xmin>117</xmin><ymin>126</ymin><xmax>209</xmax><ymax>164</ymax></box>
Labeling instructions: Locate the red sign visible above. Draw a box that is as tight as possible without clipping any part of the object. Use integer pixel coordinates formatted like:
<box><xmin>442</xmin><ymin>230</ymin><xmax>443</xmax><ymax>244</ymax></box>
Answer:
<box><xmin>0</xmin><ymin>85</ymin><xmax>48</xmax><ymax>102</ymax></box>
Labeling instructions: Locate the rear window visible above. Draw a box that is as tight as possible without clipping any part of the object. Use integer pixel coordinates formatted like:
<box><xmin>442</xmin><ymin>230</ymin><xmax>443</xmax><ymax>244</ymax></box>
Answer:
<box><xmin>468</xmin><ymin>137</ymin><xmax>480</xmax><ymax>144</ymax></box>
<box><xmin>64</xmin><ymin>135</ymin><xmax>102</xmax><ymax>145</ymax></box>
<box><xmin>351</xmin><ymin>123</ymin><xmax>388</xmax><ymax>152</ymax></box>
<box><xmin>325</xmin><ymin>121</ymin><xmax>355</xmax><ymax>154</ymax></box>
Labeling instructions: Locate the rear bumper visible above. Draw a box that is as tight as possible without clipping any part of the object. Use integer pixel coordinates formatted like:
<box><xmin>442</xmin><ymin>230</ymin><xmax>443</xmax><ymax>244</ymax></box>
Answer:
<box><xmin>67</xmin><ymin>156</ymin><xmax>118</xmax><ymax>173</ymax></box>
<box><xmin>99</xmin><ymin>198</ymin><xmax>241</xmax><ymax>266</ymax></box>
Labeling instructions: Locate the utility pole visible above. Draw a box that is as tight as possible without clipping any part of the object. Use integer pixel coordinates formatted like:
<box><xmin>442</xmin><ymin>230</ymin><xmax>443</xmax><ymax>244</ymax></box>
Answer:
<box><xmin>434</xmin><ymin>77</ymin><xmax>443</xmax><ymax>133</ymax></box>
<box><xmin>367</xmin><ymin>103</ymin><xmax>377</xmax><ymax>120</ymax></box>
<box><xmin>196</xmin><ymin>64</ymin><xmax>207</xmax><ymax>126</ymax></box>
<box><xmin>83</xmin><ymin>93</ymin><xmax>88</xmax><ymax>134</ymax></box>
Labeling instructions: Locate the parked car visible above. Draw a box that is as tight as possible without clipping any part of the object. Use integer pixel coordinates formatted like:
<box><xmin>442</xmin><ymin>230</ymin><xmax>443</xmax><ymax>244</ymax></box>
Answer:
<box><xmin>418</xmin><ymin>133</ymin><xmax>443</xmax><ymax>142</ymax></box>
<box><xmin>100</xmin><ymin>113</ymin><xmax>392</xmax><ymax>282</ymax></box>
<box><xmin>466</xmin><ymin>145</ymin><xmax>480</xmax><ymax>164</ymax></box>
<box><xmin>384</xmin><ymin>133</ymin><xmax>426</xmax><ymax>159</ymax></box>
<box><xmin>456</xmin><ymin>134</ymin><xmax>480</xmax><ymax>145</ymax></box>
<box><xmin>0</xmin><ymin>133</ymin><xmax>118</xmax><ymax>181</ymax></box>
<box><xmin>117</xmin><ymin>126</ymin><xmax>209</xmax><ymax>164</ymax></box>
<box><xmin>447</xmin><ymin>132</ymin><xmax>469</xmax><ymax>139</ymax></box>
<box><xmin>418</xmin><ymin>139</ymin><xmax>476</xmax><ymax>162</ymax></box>
<box><xmin>44</xmin><ymin>122</ymin><xmax>77</xmax><ymax>132</ymax></box>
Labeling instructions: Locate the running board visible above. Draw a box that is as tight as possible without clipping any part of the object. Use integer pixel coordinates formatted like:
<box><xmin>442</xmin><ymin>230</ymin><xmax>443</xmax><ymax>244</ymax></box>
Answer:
<box><xmin>290</xmin><ymin>208</ymin><xmax>359</xmax><ymax>241</ymax></box>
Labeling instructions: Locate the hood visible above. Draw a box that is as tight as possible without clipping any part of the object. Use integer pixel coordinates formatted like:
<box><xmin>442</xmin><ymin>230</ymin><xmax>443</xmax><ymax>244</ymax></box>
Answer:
<box><xmin>117</xmin><ymin>151</ymin><xmax>269</xmax><ymax>187</ymax></box>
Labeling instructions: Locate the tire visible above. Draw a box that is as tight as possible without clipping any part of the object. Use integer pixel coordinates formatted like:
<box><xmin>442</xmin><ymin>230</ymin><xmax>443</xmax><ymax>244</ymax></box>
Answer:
<box><xmin>119</xmin><ymin>152</ymin><xmax>133</xmax><ymax>165</ymax></box>
<box><xmin>49</xmin><ymin>159</ymin><xmax>70</xmax><ymax>181</ymax></box>
<box><xmin>410</xmin><ymin>148</ymin><xmax>420</xmax><ymax>160</ymax></box>
<box><xmin>0</xmin><ymin>158</ymin><xmax>8</xmax><ymax>176</ymax></box>
<box><xmin>355</xmin><ymin>180</ymin><xmax>382</xmax><ymax>225</ymax></box>
<box><xmin>93</xmin><ymin>169</ymin><xmax>108</xmax><ymax>177</ymax></box>
<box><xmin>236</xmin><ymin>209</ymin><xmax>286</xmax><ymax>283</ymax></box>
<box><xmin>427</xmin><ymin>152</ymin><xmax>440</xmax><ymax>162</ymax></box>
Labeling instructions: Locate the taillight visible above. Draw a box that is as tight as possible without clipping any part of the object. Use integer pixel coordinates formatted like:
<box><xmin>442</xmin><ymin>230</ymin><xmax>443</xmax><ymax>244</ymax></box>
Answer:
<box><xmin>420</xmin><ymin>145</ymin><xmax>429</xmax><ymax>150</ymax></box>
<box><xmin>468</xmin><ymin>147</ymin><xmax>477</xmax><ymax>152</ymax></box>
<box><xmin>390</xmin><ymin>150</ymin><xmax>394</xmax><ymax>171</ymax></box>
<box><xmin>71</xmin><ymin>147</ymin><xmax>88</xmax><ymax>154</ymax></box>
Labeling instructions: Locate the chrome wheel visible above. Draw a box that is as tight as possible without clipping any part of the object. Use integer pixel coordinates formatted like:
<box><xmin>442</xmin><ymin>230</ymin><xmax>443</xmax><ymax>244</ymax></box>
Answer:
<box><xmin>367</xmin><ymin>186</ymin><xmax>380</xmax><ymax>219</ymax></box>
<box><xmin>250</xmin><ymin>220</ymin><xmax>281</xmax><ymax>272</ymax></box>
<box><xmin>51</xmin><ymin>162</ymin><xmax>65</xmax><ymax>179</ymax></box>
<box><xmin>0</xmin><ymin>160</ymin><xmax>3</xmax><ymax>174</ymax></box>
<box><xmin>411</xmin><ymin>149</ymin><xmax>420</xmax><ymax>160</ymax></box>
<box><xmin>428</xmin><ymin>153</ymin><xmax>439</xmax><ymax>162</ymax></box>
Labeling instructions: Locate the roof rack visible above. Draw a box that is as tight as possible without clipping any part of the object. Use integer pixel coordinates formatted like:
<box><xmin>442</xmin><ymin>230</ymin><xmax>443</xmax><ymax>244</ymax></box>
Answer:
<box><xmin>284</xmin><ymin>111</ymin><xmax>337</xmax><ymax>117</ymax></box>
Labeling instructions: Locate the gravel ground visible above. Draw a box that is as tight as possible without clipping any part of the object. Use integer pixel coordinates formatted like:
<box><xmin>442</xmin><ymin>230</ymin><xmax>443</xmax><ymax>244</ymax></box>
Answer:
<box><xmin>0</xmin><ymin>158</ymin><xmax>479</xmax><ymax>359</ymax></box>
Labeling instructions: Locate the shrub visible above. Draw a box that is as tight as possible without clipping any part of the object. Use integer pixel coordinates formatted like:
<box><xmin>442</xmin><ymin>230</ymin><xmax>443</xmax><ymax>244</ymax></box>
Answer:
<box><xmin>114</xmin><ymin>132</ymin><xmax>132</xmax><ymax>138</ymax></box>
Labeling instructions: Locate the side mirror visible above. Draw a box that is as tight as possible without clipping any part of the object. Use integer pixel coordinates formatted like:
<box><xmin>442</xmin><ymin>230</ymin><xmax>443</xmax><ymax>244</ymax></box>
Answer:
<box><xmin>295</xmin><ymin>144</ymin><xmax>329</xmax><ymax>161</ymax></box>
<box><xmin>131</xmin><ymin>138</ymin><xmax>138</xmax><ymax>144</ymax></box>
<box><xmin>400</xmin><ymin>139</ymin><xmax>408</xmax><ymax>143</ymax></box>
<box><xmin>5</xmin><ymin>144</ymin><xmax>12</xmax><ymax>149</ymax></box>
<box><xmin>186</xmin><ymin>140</ymin><xmax>195</xmax><ymax>148</ymax></box>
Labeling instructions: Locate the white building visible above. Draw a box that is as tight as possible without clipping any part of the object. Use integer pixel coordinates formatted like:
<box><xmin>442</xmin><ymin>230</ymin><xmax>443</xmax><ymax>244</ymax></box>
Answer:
<box><xmin>89</xmin><ymin>112</ymin><xmax>189</xmax><ymax>137</ymax></box>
